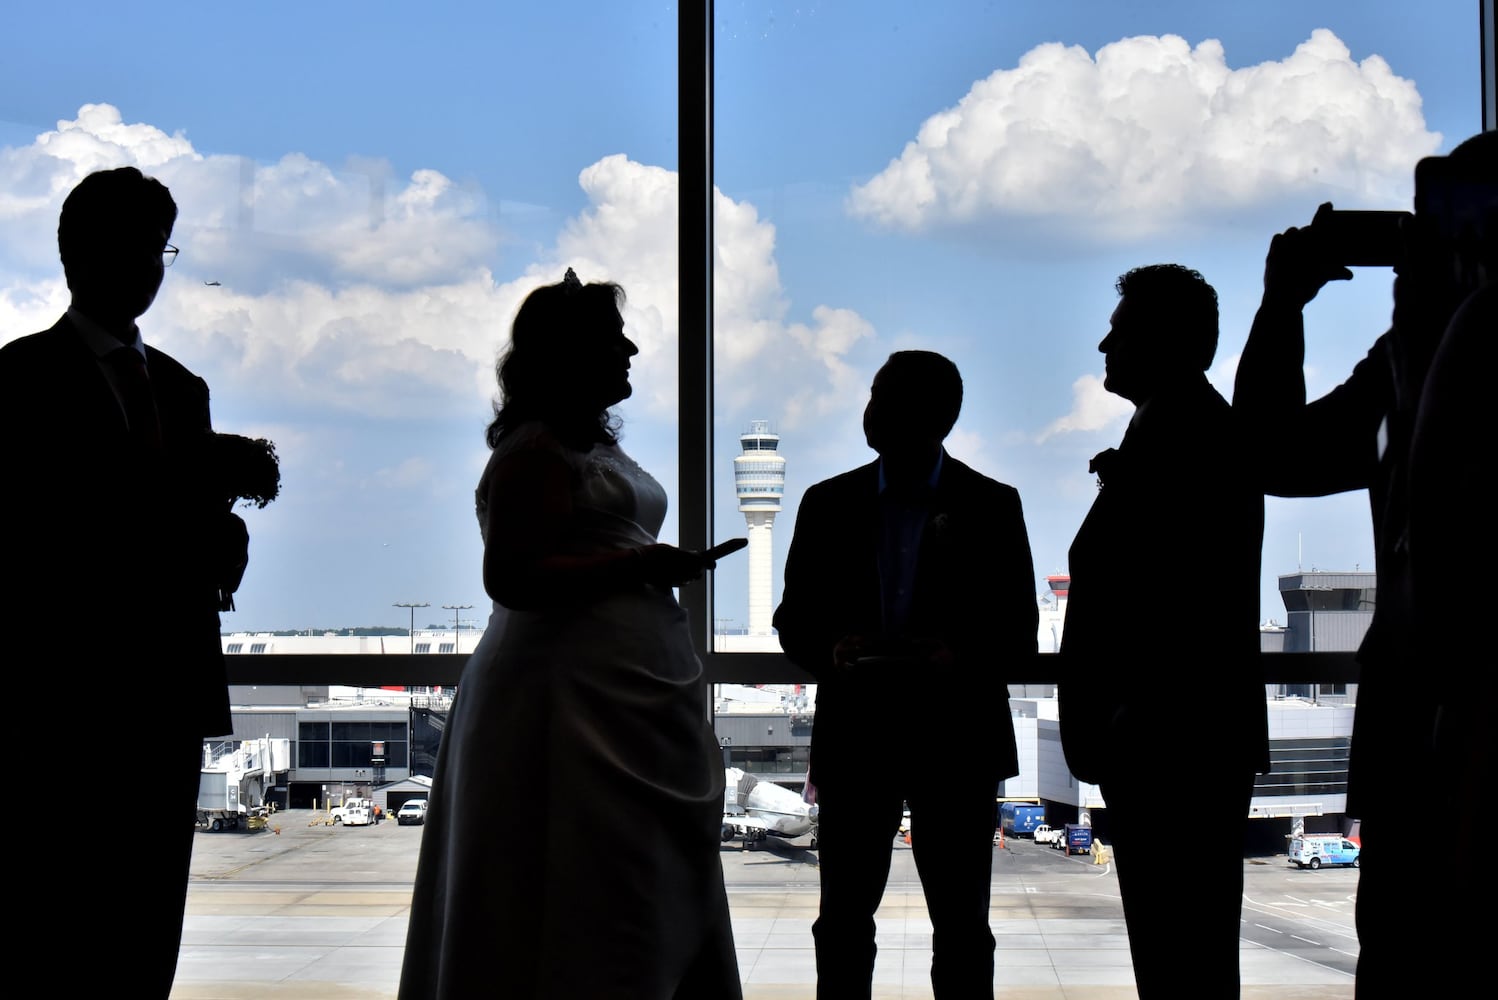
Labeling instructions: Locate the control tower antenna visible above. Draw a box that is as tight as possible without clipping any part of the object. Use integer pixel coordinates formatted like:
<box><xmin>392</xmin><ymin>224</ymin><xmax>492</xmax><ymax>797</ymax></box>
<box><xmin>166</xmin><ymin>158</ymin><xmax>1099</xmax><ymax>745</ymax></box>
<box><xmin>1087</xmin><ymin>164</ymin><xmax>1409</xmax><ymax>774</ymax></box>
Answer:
<box><xmin>733</xmin><ymin>420</ymin><xmax>786</xmax><ymax>636</ymax></box>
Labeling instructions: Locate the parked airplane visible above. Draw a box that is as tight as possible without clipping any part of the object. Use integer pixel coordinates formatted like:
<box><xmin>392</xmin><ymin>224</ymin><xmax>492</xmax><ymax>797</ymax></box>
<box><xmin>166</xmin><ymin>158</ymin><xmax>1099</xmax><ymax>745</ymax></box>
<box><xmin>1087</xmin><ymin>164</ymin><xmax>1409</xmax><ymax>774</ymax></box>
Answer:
<box><xmin>721</xmin><ymin>766</ymin><xmax>818</xmax><ymax>849</ymax></box>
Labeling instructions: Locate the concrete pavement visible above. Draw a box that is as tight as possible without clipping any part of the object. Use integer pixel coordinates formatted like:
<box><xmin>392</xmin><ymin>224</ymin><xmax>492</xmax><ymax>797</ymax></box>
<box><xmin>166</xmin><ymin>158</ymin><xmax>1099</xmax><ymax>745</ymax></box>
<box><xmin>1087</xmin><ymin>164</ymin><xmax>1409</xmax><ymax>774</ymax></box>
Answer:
<box><xmin>171</xmin><ymin>809</ymin><xmax>1357</xmax><ymax>999</ymax></box>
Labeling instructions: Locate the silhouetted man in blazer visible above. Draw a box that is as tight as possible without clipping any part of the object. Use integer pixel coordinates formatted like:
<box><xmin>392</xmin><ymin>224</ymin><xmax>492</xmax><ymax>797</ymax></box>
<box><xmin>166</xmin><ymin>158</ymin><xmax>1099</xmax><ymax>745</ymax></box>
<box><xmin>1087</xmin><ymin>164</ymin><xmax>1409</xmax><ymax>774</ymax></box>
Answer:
<box><xmin>0</xmin><ymin>167</ymin><xmax>242</xmax><ymax>999</ymax></box>
<box><xmin>1059</xmin><ymin>265</ymin><xmax>1266</xmax><ymax>999</ymax></box>
<box><xmin>774</xmin><ymin>350</ymin><xmax>1038</xmax><ymax>1000</ymax></box>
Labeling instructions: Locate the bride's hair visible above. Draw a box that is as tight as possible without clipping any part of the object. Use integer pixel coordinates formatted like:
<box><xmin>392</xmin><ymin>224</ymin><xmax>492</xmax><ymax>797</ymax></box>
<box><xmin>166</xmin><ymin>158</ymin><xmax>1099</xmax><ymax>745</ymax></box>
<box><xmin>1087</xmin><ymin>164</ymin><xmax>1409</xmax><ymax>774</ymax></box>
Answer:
<box><xmin>487</xmin><ymin>273</ymin><xmax>627</xmax><ymax>450</ymax></box>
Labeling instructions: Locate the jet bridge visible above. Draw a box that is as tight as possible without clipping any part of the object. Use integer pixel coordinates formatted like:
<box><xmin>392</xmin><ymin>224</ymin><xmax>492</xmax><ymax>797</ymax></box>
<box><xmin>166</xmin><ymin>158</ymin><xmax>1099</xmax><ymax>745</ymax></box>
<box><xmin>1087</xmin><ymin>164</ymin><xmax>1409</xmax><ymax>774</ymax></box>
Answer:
<box><xmin>197</xmin><ymin>737</ymin><xmax>292</xmax><ymax>831</ymax></box>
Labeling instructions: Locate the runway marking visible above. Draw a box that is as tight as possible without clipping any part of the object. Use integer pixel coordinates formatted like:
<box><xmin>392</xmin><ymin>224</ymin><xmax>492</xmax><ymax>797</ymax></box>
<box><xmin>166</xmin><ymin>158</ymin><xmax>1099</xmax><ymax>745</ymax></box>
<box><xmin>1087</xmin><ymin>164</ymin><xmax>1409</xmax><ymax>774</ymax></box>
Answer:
<box><xmin>1242</xmin><ymin>938</ymin><xmax>1357</xmax><ymax>980</ymax></box>
<box><xmin>1237</xmin><ymin>916</ymin><xmax>1357</xmax><ymax>980</ymax></box>
<box><xmin>1243</xmin><ymin>897</ymin><xmax>1357</xmax><ymax>936</ymax></box>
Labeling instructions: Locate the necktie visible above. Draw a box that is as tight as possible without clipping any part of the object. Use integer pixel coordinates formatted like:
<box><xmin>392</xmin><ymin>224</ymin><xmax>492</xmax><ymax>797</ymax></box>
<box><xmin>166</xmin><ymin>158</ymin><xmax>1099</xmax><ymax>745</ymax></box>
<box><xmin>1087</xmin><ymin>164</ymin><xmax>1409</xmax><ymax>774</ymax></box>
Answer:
<box><xmin>108</xmin><ymin>346</ymin><xmax>163</xmax><ymax>450</ymax></box>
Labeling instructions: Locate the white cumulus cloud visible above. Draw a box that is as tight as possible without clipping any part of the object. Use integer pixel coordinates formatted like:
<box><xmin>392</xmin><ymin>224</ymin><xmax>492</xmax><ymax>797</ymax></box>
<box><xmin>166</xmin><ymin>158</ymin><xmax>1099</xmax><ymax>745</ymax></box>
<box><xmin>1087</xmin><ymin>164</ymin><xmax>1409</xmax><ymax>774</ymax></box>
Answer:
<box><xmin>0</xmin><ymin>106</ymin><xmax>882</xmax><ymax>441</ymax></box>
<box><xmin>1036</xmin><ymin>373</ymin><xmax>1133</xmax><ymax>442</ymax></box>
<box><xmin>848</xmin><ymin>29</ymin><xmax>1440</xmax><ymax>242</ymax></box>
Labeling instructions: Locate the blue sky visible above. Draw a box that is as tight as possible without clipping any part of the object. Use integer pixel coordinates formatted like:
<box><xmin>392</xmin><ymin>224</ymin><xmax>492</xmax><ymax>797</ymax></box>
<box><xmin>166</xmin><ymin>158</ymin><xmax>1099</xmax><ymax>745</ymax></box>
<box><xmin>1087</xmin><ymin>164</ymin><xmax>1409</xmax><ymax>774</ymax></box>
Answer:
<box><xmin>0</xmin><ymin>2</ymin><xmax>1483</xmax><ymax>635</ymax></box>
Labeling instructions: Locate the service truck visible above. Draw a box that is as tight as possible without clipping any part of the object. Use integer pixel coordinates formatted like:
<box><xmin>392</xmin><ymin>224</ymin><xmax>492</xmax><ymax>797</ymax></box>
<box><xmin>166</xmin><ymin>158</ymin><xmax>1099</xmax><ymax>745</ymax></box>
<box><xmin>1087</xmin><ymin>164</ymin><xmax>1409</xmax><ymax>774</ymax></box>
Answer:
<box><xmin>1032</xmin><ymin>824</ymin><xmax>1062</xmax><ymax>846</ymax></box>
<box><xmin>1055</xmin><ymin>823</ymin><xmax>1094</xmax><ymax>856</ymax></box>
<box><xmin>1289</xmin><ymin>834</ymin><xmax>1361</xmax><ymax>869</ymax></box>
<box><xmin>332</xmin><ymin>797</ymin><xmax>375</xmax><ymax>827</ymax></box>
<box><xmin>998</xmin><ymin>802</ymin><xmax>1046</xmax><ymax>837</ymax></box>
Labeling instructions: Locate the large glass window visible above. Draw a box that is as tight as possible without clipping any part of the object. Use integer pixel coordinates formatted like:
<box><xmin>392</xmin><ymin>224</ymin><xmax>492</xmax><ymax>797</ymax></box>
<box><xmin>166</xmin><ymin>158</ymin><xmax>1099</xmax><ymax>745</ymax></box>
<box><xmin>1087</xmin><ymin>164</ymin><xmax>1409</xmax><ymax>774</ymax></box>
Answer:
<box><xmin>2</xmin><ymin>4</ymin><xmax>678</xmax><ymax>639</ymax></box>
<box><xmin>709</xmin><ymin>2</ymin><xmax>1478</xmax><ymax>656</ymax></box>
<box><xmin>1256</xmin><ymin>736</ymin><xmax>1352</xmax><ymax>796</ymax></box>
<box><xmin>4</xmin><ymin>5</ymin><xmax>1477</xmax><ymax>665</ymax></box>
<box><xmin>1</xmin><ymin>4</ymin><xmax>1487</xmax><ymax>992</ymax></box>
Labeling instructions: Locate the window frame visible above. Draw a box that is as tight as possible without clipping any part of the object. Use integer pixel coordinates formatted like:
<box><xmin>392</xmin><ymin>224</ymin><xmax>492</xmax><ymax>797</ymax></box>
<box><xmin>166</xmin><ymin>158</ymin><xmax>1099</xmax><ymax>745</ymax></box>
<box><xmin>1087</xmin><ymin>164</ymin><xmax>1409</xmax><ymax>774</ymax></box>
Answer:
<box><xmin>216</xmin><ymin>1</ymin><xmax>1491</xmax><ymax>692</ymax></box>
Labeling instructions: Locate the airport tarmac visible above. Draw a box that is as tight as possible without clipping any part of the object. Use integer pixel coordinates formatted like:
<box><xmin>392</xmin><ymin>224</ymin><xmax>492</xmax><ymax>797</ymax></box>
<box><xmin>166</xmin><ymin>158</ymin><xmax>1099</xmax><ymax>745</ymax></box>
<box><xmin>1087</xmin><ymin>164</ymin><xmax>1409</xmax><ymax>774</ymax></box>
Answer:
<box><xmin>173</xmin><ymin>810</ymin><xmax>1358</xmax><ymax>999</ymax></box>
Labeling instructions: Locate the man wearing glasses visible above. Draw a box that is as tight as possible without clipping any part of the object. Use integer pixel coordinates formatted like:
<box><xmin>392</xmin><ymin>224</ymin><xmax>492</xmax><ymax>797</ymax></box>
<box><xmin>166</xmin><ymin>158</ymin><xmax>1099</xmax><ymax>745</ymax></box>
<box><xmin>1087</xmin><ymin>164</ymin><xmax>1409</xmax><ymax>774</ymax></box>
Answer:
<box><xmin>0</xmin><ymin>166</ymin><xmax>243</xmax><ymax>998</ymax></box>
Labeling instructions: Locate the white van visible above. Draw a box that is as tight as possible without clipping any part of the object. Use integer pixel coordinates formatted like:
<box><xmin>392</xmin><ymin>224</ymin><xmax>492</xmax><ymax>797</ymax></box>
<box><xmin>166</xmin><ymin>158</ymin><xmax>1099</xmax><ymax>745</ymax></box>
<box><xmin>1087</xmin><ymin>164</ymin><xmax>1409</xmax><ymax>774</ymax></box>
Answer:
<box><xmin>1289</xmin><ymin>834</ymin><xmax>1360</xmax><ymax>869</ymax></box>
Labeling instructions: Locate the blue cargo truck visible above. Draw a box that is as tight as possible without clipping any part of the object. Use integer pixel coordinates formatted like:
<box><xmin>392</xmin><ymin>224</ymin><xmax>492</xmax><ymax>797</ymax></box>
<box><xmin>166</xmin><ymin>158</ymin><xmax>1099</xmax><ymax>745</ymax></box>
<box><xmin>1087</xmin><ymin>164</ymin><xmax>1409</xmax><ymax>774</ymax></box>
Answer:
<box><xmin>1058</xmin><ymin>823</ymin><xmax>1094</xmax><ymax>856</ymax></box>
<box><xmin>998</xmin><ymin>802</ymin><xmax>1046</xmax><ymax>836</ymax></box>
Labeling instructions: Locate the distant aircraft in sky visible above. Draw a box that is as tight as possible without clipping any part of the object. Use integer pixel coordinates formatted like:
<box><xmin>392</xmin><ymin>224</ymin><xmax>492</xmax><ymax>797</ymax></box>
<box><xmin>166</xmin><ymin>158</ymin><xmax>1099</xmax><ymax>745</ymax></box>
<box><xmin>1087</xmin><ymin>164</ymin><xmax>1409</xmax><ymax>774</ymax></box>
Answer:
<box><xmin>204</xmin><ymin>280</ymin><xmax>221</xmax><ymax>286</ymax></box>
<box><xmin>721</xmin><ymin>766</ymin><xmax>818</xmax><ymax>849</ymax></box>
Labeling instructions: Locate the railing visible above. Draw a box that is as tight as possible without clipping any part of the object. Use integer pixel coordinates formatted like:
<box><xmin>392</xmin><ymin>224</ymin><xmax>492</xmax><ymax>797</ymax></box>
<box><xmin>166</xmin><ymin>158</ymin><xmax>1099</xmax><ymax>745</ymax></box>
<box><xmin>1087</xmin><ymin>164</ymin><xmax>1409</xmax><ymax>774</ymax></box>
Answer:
<box><xmin>222</xmin><ymin>651</ymin><xmax>1361</xmax><ymax>689</ymax></box>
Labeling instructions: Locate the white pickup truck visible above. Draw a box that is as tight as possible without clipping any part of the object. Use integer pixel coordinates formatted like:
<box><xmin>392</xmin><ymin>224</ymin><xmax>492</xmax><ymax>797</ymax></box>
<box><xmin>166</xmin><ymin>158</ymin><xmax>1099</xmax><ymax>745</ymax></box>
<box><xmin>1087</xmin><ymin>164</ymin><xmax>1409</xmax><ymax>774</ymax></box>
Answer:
<box><xmin>1032</xmin><ymin>824</ymin><xmax>1062</xmax><ymax>846</ymax></box>
<box><xmin>331</xmin><ymin>797</ymin><xmax>375</xmax><ymax>827</ymax></box>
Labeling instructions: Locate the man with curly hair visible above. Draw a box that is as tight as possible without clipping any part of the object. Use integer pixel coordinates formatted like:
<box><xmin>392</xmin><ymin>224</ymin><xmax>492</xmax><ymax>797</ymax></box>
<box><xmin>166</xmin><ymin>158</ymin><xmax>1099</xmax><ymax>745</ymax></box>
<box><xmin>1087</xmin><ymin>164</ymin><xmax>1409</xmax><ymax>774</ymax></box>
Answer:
<box><xmin>1059</xmin><ymin>264</ymin><xmax>1267</xmax><ymax>999</ymax></box>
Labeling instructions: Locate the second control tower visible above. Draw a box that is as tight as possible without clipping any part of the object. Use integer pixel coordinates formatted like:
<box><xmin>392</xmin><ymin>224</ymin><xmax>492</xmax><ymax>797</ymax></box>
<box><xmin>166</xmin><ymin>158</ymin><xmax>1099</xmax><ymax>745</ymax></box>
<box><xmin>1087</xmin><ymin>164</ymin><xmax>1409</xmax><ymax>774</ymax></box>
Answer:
<box><xmin>733</xmin><ymin>420</ymin><xmax>786</xmax><ymax>636</ymax></box>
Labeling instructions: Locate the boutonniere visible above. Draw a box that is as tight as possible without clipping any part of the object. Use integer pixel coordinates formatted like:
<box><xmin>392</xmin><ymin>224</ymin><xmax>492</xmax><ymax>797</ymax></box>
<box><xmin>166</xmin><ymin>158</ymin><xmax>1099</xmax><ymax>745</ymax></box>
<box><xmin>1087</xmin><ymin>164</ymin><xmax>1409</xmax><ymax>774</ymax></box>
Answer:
<box><xmin>1088</xmin><ymin>448</ymin><xmax>1120</xmax><ymax>492</ymax></box>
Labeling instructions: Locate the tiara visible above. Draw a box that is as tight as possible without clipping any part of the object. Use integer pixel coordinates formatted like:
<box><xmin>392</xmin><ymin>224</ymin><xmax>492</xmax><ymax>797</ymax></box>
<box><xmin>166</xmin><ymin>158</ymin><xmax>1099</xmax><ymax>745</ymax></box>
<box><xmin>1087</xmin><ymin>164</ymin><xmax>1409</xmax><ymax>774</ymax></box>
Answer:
<box><xmin>563</xmin><ymin>267</ymin><xmax>582</xmax><ymax>290</ymax></box>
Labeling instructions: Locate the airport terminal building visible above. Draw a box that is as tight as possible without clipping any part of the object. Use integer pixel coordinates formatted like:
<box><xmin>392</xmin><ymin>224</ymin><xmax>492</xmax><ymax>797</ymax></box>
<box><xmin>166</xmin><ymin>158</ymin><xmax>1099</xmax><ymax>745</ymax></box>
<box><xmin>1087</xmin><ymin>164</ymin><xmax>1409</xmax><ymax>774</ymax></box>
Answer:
<box><xmin>217</xmin><ymin>570</ymin><xmax>1371</xmax><ymax>841</ymax></box>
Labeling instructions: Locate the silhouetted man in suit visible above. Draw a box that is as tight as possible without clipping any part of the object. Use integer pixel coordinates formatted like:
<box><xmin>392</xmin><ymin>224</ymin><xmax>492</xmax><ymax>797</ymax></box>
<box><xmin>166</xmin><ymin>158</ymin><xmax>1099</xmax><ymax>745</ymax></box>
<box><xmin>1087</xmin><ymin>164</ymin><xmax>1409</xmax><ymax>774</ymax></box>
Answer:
<box><xmin>0</xmin><ymin>167</ymin><xmax>242</xmax><ymax>999</ymax></box>
<box><xmin>1058</xmin><ymin>265</ymin><xmax>1266</xmax><ymax>999</ymax></box>
<box><xmin>774</xmin><ymin>350</ymin><xmax>1038</xmax><ymax>999</ymax></box>
<box><xmin>1235</xmin><ymin>131</ymin><xmax>1496</xmax><ymax>997</ymax></box>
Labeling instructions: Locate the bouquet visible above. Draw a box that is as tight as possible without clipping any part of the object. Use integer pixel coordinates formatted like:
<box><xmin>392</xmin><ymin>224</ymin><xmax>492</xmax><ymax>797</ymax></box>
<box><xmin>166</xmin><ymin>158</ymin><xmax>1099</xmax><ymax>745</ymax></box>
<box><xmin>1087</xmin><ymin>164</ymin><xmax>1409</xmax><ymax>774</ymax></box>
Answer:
<box><xmin>196</xmin><ymin>432</ymin><xmax>281</xmax><ymax>611</ymax></box>
<box><xmin>207</xmin><ymin>433</ymin><xmax>282</xmax><ymax>510</ymax></box>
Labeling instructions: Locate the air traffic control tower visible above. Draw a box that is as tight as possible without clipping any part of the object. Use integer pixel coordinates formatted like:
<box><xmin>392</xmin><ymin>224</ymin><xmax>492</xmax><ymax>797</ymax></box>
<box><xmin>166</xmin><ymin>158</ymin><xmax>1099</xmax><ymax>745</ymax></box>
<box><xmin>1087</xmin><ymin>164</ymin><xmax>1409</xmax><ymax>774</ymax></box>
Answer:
<box><xmin>733</xmin><ymin>420</ymin><xmax>785</xmax><ymax>636</ymax></box>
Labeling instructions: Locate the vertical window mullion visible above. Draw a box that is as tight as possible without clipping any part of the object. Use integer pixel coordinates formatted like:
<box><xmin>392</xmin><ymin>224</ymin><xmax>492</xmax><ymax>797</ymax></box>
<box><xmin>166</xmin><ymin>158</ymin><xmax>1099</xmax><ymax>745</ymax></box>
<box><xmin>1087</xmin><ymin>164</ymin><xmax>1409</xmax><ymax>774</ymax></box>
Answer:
<box><xmin>678</xmin><ymin>0</ymin><xmax>714</xmax><ymax>655</ymax></box>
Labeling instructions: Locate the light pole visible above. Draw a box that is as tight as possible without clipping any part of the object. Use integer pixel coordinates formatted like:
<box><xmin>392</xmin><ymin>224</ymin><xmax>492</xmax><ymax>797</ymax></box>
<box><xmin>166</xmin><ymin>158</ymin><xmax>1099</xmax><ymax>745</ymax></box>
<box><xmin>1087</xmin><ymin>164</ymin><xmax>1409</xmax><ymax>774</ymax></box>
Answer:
<box><xmin>393</xmin><ymin>602</ymin><xmax>429</xmax><ymax>654</ymax></box>
<box><xmin>442</xmin><ymin>603</ymin><xmax>473</xmax><ymax>653</ymax></box>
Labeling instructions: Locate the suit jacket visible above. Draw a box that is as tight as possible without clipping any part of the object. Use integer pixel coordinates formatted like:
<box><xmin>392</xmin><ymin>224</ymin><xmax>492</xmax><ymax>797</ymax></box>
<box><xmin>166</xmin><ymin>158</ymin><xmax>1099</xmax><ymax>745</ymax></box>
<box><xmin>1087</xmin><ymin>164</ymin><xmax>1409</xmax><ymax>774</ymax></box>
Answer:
<box><xmin>773</xmin><ymin>451</ymin><xmax>1038</xmax><ymax>790</ymax></box>
<box><xmin>1059</xmin><ymin>375</ymin><xmax>1268</xmax><ymax>786</ymax></box>
<box><xmin>0</xmin><ymin>315</ymin><xmax>233</xmax><ymax>737</ymax></box>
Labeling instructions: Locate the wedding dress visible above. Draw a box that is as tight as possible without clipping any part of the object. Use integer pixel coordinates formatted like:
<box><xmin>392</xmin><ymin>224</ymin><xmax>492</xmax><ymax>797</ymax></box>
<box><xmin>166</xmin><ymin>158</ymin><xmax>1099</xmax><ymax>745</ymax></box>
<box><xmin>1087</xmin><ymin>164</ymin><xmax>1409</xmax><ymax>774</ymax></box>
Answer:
<box><xmin>399</xmin><ymin>422</ymin><xmax>740</xmax><ymax>999</ymax></box>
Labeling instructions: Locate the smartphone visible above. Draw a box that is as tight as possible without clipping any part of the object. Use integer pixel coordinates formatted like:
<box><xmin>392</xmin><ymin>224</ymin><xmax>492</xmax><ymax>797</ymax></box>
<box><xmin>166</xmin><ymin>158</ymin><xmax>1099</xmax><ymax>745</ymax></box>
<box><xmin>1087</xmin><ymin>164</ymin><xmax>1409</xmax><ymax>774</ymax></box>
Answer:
<box><xmin>1414</xmin><ymin>153</ymin><xmax>1498</xmax><ymax>255</ymax></box>
<box><xmin>1315</xmin><ymin>209</ymin><xmax>1413</xmax><ymax>267</ymax></box>
<box><xmin>701</xmin><ymin>537</ymin><xmax>748</xmax><ymax>562</ymax></box>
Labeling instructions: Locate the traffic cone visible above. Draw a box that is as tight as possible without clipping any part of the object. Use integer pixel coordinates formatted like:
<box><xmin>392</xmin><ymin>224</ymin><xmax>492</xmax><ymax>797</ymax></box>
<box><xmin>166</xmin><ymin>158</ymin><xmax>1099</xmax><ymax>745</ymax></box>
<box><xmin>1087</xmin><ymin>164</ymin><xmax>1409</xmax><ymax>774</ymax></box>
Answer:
<box><xmin>905</xmin><ymin>831</ymin><xmax>912</xmax><ymax>846</ymax></box>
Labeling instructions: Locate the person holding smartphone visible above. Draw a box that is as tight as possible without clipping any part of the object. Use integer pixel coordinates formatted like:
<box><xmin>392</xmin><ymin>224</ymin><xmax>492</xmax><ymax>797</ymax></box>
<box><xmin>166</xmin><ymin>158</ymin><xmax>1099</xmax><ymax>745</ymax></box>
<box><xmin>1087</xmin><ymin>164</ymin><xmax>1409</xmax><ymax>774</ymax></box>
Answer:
<box><xmin>399</xmin><ymin>270</ymin><xmax>742</xmax><ymax>1000</ymax></box>
<box><xmin>774</xmin><ymin>350</ymin><xmax>1038</xmax><ymax>999</ymax></box>
<box><xmin>1234</xmin><ymin>130</ymin><xmax>1495</xmax><ymax>997</ymax></box>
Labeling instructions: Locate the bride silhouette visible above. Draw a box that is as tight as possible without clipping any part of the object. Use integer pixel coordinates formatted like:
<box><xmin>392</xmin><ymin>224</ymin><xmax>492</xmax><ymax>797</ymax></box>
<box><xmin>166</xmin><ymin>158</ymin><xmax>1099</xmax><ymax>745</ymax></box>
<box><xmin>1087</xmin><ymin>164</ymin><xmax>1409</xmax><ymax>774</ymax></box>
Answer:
<box><xmin>399</xmin><ymin>269</ymin><xmax>742</xmax><ymax>1000</ymax></box>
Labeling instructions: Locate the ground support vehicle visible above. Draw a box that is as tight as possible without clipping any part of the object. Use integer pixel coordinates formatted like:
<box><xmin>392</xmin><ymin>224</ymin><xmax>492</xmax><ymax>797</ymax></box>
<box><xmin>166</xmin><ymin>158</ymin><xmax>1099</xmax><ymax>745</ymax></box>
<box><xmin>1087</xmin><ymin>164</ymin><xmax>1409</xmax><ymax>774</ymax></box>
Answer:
<box><xmin>999</xmin><ymin>802</ymin><xmax>1046</xmax><ymax>837</ymax></box>
<box><xmin>1032</xmin><ymin>824</ymin><xmax>1061</xmax><ymax>846</ymax></box>
<box><xmin>396</xmin><ymin>800</ymin><xmax>428</xmax><ymax>825</ymax></box>
<box><xmin>1055</xmin><ymin>823</ymin><xmax>1094</xmax><ymax>856</ymax></box>
<box><xmin>1289</xmin><ymin>835</ymin><xmax>1361</xmax><ymax>869</ymax></box>
<box><xmin>336</xmin><ymin>797</ymin><xmax>375</xmax><ymax>827</ymax></box>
